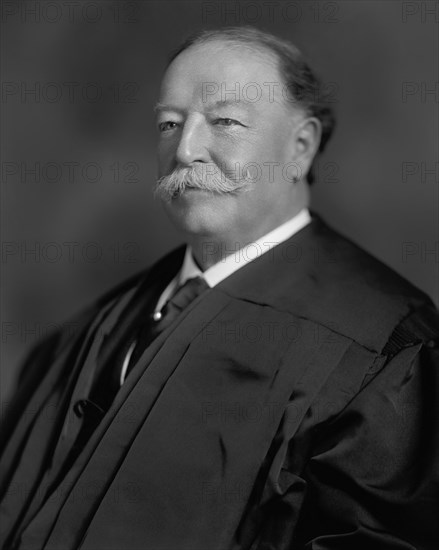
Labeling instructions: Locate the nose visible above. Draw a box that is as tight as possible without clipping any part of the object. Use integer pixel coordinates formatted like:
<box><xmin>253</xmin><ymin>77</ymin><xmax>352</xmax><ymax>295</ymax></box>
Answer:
<box><xmin>175</xmin><ymin>114</ymin><xmax>210</xmax><ymax>166</ymax></box>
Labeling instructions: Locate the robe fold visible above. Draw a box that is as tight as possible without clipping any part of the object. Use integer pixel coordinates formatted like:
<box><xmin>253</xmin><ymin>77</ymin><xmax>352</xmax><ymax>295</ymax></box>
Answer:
<box><xmin>1</xmin><ymin>215</ymin><xmax>438</xmax><ymax>549</ymax></box>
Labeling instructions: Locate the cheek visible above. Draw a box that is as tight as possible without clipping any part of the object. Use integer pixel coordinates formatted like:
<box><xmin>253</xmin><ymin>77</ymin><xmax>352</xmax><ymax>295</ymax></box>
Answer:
<box><xmin>157</xmin><ymin>140</ymin><xmax>177</xmax><ymax>175</ymax></box>
<box><xmin>215</xmin><ymin>136</ymin><xmax>285</xmax><ymax>182</ymax></box>
<box><xmin>209</xmin><ymin>139</ymin><xmax>258</xmax><ymax>181</ymax></box>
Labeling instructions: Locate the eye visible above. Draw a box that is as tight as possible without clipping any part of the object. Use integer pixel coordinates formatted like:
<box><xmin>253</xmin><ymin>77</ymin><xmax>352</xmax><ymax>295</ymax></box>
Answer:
<box><xmin>213</xmin><ymin>118</ymin><xmax>242</xmax><ymax>127</ymax></box>
<box><xmin>158</xmin><ymin>121</ymin><xmax>178</xmax><ymax>132</ymax></box>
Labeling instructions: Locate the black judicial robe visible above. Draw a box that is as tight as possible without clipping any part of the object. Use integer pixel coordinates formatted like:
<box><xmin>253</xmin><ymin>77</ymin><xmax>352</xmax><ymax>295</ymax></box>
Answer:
<box><xmin>1</xmin><ymin>215</ymin><xmax>439</xmax><ymax>550</ymax></box>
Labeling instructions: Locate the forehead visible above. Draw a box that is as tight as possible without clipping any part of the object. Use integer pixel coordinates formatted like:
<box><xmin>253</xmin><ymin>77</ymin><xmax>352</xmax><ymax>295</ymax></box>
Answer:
<box><xmin>159</xmin><ymin>41</ymin><xmax>285</xmax><ymax>110</ymax></box>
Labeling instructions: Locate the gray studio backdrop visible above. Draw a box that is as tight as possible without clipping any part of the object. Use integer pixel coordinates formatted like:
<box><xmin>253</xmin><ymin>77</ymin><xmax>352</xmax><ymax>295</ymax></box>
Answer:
<box><xmin>1</xmin><ymin>0</ymin><xmax>438</xmax><ymax>400</ymax></box>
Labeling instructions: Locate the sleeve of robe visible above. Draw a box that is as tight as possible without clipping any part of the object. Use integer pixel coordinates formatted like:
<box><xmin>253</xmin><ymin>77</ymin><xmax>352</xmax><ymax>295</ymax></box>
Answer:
<box><xmin>256</xmin><ymin>328</ymin><xmax>438</xmax><ymax>550</ymax></box>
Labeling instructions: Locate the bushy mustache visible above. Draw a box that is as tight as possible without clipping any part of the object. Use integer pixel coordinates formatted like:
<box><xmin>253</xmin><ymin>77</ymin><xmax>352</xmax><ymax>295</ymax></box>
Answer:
<box><xmin>154</xmin><ymin>163</ymin><xmax>252</xmax><ymax>202</ymax></box>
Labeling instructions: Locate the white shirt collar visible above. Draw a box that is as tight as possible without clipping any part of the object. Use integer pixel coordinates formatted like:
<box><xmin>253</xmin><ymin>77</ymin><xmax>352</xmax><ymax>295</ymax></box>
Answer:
<box><xmin>179</xmin><ymin>207</ymin><xmax>311</xmax><ymax>287</ymax></box>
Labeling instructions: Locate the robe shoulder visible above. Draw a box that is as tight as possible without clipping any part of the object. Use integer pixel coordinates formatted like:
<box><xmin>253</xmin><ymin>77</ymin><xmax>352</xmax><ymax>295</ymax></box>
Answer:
<box><xmin>218</xmin><ymin>215</ymin><xmax>438</xmax><ymax>355</ymax></box>
<box><xmin>300</xmin><ymin>218</ymin><xmax>439</xmax><ymax>354</ymax></box>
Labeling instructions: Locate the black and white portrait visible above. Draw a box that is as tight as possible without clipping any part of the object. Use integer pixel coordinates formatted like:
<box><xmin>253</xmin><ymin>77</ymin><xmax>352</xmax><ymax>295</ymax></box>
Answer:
<box><xmin>1</xmin><ymin>2</ymin><xmax>438</xmax><ymax>549</ymax></box>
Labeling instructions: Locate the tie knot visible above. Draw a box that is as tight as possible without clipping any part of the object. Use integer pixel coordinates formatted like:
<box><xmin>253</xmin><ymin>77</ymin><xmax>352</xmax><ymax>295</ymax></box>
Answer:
<box><xmin>164</xmin><ymin>276</ymin><xmax>209</xmax><ymax>314</ymax></box>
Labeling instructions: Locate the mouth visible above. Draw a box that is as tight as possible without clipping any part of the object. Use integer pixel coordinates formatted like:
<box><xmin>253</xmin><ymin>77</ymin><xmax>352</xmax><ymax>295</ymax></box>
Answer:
<box><xmin>172</xmin><ymin>187</ymin><xmax>211</xmax><ymax>196</ymax></box>
<box><xmin>168</xmin><ymin>187</ymin><xmax>231</xmax><ymax>205</ymax></box>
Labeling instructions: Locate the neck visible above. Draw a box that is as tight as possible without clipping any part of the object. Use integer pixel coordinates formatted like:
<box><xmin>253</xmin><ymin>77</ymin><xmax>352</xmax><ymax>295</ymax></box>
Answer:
<box><xmin>189</xmin><ymin>199</ymin><xmax>309</xmax><ymax>271</ymax></box>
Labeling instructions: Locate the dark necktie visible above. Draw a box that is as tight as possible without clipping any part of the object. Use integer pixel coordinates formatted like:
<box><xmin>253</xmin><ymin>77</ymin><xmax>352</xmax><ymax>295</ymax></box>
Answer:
<box><xmin>126</xmin><ymin>275</ymin><xmax>209</xmax><ymax>374</ymax></box>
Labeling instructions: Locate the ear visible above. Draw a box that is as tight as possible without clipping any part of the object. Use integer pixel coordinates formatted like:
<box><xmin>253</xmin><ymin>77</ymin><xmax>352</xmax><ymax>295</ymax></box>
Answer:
<box><xmin>290</xmin><ymin>116</ymin><xmax>322</xmax><ymax>179</ymax></box>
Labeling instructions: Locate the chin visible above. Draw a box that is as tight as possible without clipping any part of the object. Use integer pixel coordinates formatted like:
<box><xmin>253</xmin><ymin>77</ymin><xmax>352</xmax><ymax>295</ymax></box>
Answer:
<box><xmin>162</xmin><ymin>190</ymin><xmax>232</xmax><ymax>236</ymax></box>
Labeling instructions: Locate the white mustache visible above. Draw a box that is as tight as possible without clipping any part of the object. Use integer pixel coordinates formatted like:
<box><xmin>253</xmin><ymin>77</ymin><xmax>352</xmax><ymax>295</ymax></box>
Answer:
<box><xmin>154</xmin><ymin>164</ymin><xmax>252</xmax><ymax>202</ymax></box>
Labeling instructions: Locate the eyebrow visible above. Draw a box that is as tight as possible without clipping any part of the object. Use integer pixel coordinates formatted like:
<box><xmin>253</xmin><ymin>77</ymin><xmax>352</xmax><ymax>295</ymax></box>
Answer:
<box><xmin>153</xmin><ymin>102</ymin><xmax>179</xmax><ymax>113</ymax></box>
<box><xmin>208</xmin><ymin>98</ymin><xmax>256</xmax><ymax>110</ymax></box>
<box><xmin>153</xmin><ymin>98</ymin><xmax>256</xmax><ymax>113</ymax></box>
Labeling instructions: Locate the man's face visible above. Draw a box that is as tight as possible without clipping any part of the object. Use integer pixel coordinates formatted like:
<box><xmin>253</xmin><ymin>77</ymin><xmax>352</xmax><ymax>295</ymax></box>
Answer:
<box><xmin>156</xmin><ymin>41</ymin><xmax>304</xmax><ymax>239</ymax></box>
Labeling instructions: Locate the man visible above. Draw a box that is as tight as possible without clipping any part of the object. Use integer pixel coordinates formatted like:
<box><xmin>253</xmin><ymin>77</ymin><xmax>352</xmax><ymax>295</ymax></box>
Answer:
<box><xmin>1</xmin><ymin>26</ymin><xmax>438</xmax><ymax>550</ymax></box>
